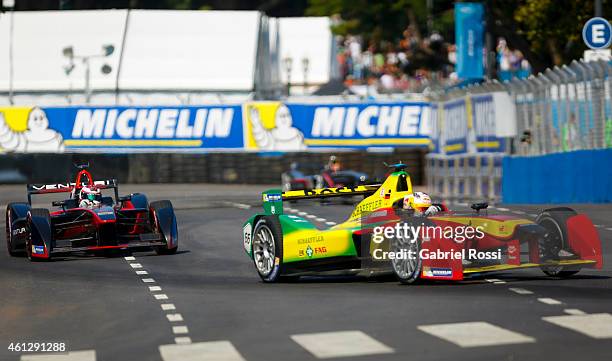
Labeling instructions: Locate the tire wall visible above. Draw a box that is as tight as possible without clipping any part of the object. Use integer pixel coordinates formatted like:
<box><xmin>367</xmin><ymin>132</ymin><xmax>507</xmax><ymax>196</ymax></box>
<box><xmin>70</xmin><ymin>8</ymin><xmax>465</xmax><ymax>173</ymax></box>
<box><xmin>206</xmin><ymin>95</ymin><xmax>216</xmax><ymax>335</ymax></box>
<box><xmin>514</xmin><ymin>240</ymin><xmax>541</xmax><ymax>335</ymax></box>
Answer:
<box><xmin>0</xmin><ymin>149</ymin><xmax>426</xmax><ymax>185</ymax></box>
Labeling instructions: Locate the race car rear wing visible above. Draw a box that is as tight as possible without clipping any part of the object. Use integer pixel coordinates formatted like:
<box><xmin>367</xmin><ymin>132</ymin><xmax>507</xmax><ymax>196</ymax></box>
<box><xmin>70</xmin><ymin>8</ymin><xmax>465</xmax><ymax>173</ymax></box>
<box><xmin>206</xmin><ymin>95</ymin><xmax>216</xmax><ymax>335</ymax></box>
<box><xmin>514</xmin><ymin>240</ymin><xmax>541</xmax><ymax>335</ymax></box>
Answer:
<box><xmin>27</xmin><ymin>179</ymin><xmax>119</xmax><ymax>204</ymax></box>
<box><xmin>262</xmin><ymin>185</ymin><xmax>381</xmax><ymax>215</ymax></box>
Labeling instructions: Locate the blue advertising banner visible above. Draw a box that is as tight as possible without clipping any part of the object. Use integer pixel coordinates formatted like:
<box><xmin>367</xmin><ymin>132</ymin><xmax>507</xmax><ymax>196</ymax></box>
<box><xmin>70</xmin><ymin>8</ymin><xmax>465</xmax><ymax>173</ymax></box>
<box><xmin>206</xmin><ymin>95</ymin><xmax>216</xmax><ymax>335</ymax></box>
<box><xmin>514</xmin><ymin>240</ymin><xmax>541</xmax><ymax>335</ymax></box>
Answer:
<box><xmin>443</xmin><ymin>99</ymin><xmax>469</xmax><ymax>154</ymax></box>
<box><xmin>243</xmin><ymin>101</ymin><xmax>431</xmax><ymax>150</ymax></box>
<box><xmin>0</xmin><ymin>105</ymin><xmax>244</xmax><ymax>152</ymax></box>
<box><xmin>455</xmin><ymin>2</ymin><xmax>484</xmax><ymax>80</ymax></box>
<box><xmin>0</xmin><ymin>102</ymin><xmax>431</xmax><ymax>152</ymax></box>
<box><xmin>470</xmin><ymin>94</ymin><xmax>506</xmax><ymax>152</ymax></box>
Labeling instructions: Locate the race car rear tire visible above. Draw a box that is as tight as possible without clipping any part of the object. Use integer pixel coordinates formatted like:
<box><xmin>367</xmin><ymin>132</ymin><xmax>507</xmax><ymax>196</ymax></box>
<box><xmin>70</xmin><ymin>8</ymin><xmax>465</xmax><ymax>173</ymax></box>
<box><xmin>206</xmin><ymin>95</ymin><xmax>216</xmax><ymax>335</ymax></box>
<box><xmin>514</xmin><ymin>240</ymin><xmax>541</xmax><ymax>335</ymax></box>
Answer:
<box><xmin>390</xmin><ymin>220</ymin><xmax>423</xmax><ymax>284</ymax></box>
<box><xmin>536</xmin><ymin>208</ymin><xmax>580</xmax><ymax>278</ymax></box>
<box><xmin>252</xmin><ymin>216</ymin><xmax>284</xmax><ymax>283</ymax></box>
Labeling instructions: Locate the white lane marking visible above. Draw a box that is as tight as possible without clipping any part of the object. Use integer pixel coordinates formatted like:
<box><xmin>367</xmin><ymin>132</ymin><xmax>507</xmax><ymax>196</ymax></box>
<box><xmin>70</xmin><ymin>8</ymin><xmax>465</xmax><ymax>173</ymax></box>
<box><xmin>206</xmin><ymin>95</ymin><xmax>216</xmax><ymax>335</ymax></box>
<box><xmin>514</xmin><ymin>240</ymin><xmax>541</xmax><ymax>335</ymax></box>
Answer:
<box><xmin>172</xmin><ymin>326</ymin><xmax>189</xmax><ymax>334</ymax></box>
<box><xmin>166</xmin><ymin>313</ymin><xmax>184</xmax><ymax>322</ymax></box>
<box><xmin>21</xmin><ymin>350</ymin><xmax>96</xmax><ymax>361</ymax></box>
<box><xmin>291</xmin><ymin>330</ymin><xmax>394</xmax><ymax>359</ymax></box>
<box><xmin>174</xmin><ymin>337</ymin><xmax>192</xmax><ymax>345</ymax></box>
<box><xmin>456</xmin><ymin>202</ymin><xmax>468</xmax><ymax>207</ymax></box>
<box><xmin>130</xmin><ymin>263</ymin><xmax>142</xmax><ymax>269</ymax></box>
<box><xmin>528</xmin><ymin>214</ymin><xmax>538</xmax><ymax>217</ymax></box>
<box><xmin>543</xmin><ymin>313</ymin><xmax>612</xmax><ymax>339</ymax></box>
<box><xmin>142</xmin><ymin>278</ymin><xmax>156</xmax><ymax>283</ymax></box>
<box><xmin>159</xmin><ymin>341</ymin><xmax>246</xmax><ymax>361</ymax></box>
<box><xmin>135</xmin><ymin>270</ymin><xmax>148</xmax><ymax>275</ymax></box>
<box><xmin>124</xmin><ymin>256</ymin><xmax>136</xmax><ymax>261</ymax></box>
<box><xmin>306</xmin><ymin>214</ymin><xmax>316</xmax><ymax>219</ymax></box>
<box><xmin>493</xmin><ymin>281</ymin><xmax>507</xmax><ymax>284</ymax></box>
<box><xmin>325</xmin><ymin>221</ymin><xmax>337</xmax><ymax>226</ymax></box>
<box><xmin>298</xmin><ymin>212</ymin><xmax>307</xmax><ymax>216</ymax></box>
<box><xmin>155</xmin><ymin>294</ymin><xmax>169</xmax><ymax>300</ymax></box>
<box><xmin>418</xmin><ymin>322</ymin><xmax>535</xmax><ymax>347</ymax></box>
<box><xmin>605</xmin><ymin>227</ymin><xmax>612</xmax><ymax>231</ymax></box>
<box><xmin>287</xmin><ymin>208</ymin><xmax>298</xmax><ymax>213</ymax></box>
<box><xmin>594</xmin><ymin>224</ymin><xmax>603</xmax><ymax>228</ymax></box>
<box><xmin>564</xmin><ymin>309</ymin><xmax>587</xmax><ymax>315</ymax></box>
<box><xmin>538</xmin><ymin>297</ymin><xmax>562</xmax><ymax>305</ymax></box>
<box><xmin>229</xmin><ymin>202</ymin><xmax>251</xmax><ymax>209</ymax></box>
<box><xmin>509</xmin><ymin>287</ymin><xmax>534</xmax><ymax>295</ymax></box>
<box><xmin>315</xmin><ymin>217</ymin><xmax>326</xmax><ymax>222</ymax></box>
<box><xmin>512</xmin><ymin>210</ymin><xmax>526</xmax><ymax>215</ymax></box>
<box><xmin>149</xmin><ymin>286</ymin><xmax>162</xmax><ymax>292</ymax></box>
<box><xmin>485</xmin><ymin>278</ymin><xmax>505</xmax><ymax>284</ymax></box>
<box><xmin>496</xmin><ymin>207</ymin><xmax>509</xmax><ymax>212</ymax></box>
<box><xmin>161</xmin><ymin>303</ymin><xmax>176</xmax><ymax>311</ymax></box>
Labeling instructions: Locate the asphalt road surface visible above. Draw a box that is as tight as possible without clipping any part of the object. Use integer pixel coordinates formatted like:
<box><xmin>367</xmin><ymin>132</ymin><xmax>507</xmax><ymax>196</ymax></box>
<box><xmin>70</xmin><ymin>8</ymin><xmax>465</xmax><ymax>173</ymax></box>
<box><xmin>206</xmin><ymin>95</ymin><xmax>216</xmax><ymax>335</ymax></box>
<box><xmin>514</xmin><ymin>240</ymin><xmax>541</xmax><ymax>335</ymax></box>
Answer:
<box><xmin>1</xmin><ymin>184</ymin><xmax>611</xmax><ymax>361</ymax></box>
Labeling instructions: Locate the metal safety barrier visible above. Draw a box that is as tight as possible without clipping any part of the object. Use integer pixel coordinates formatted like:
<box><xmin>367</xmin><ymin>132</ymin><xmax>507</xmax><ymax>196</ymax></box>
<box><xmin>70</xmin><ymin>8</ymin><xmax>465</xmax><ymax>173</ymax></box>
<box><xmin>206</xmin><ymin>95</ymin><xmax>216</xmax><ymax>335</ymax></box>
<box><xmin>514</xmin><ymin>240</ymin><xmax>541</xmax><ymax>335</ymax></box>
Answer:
<box><xmin>426</xmin><ymin>153</ymin><xmax>504</xmax><ymax>202</ymax></box>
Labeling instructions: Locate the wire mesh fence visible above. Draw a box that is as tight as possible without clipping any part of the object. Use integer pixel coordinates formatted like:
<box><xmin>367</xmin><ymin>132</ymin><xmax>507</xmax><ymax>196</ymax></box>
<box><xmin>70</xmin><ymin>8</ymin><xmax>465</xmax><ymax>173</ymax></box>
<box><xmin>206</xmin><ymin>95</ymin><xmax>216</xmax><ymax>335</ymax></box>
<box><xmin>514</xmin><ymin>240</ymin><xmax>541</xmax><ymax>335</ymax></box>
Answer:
<box><xmin>504</xmin><ymin>60</ymin><xmax>611</xmax><ymax>155</ymax></box>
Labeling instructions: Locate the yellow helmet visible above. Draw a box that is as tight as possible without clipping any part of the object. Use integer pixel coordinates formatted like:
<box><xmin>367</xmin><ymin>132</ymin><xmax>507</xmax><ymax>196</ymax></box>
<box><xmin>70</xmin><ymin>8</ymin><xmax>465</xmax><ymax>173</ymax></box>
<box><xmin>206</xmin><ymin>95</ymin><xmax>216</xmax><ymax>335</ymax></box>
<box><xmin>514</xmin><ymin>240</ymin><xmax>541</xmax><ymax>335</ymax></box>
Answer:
<box><xmin>403</xmin><ymin>192</ymin><xmax>432</xmax><ymax>212</ymax></box>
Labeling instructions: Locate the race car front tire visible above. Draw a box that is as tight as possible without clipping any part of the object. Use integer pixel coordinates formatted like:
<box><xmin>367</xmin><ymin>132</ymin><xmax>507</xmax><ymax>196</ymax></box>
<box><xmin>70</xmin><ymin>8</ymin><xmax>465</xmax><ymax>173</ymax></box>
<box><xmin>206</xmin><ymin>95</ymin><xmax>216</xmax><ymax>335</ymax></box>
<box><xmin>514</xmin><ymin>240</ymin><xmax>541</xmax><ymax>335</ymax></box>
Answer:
<box><xmin>151</xmin><ymin>200</ymin><xmax>178</xmax><ymax>255</ymax></box>
<box><xmin>26</xmin><ymin>208</ymin><xmax>52</xmax><ymax>262</ymax></box>
<box><xmin>390</xmin><ymin>220</ymin><xmax>423</xmax><ymax>284</ymax></box>
<box><xmin>252</xmin><ymin>216</ymin><xmax>284</xmax><ymax>283</ymax></box>
<box><xmin>536</xmin><ymin>207</ymin><xmax>580</xmax><ymax>278</ymax></box>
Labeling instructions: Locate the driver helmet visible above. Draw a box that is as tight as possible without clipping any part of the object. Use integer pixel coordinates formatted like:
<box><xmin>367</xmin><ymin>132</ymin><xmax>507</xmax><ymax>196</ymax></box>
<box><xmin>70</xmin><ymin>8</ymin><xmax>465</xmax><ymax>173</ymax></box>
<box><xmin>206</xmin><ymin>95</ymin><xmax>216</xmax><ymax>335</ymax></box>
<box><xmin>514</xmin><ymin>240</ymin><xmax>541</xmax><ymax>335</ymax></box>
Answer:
<box><xmin>403</xmin><ymin>192</ymin><xmax>432</xmax><ymax>212</ymax></box>
<box><xmin>80</xmin><ymin>186</ymin><xmax>101</xmax><ymax>202</ymax></box>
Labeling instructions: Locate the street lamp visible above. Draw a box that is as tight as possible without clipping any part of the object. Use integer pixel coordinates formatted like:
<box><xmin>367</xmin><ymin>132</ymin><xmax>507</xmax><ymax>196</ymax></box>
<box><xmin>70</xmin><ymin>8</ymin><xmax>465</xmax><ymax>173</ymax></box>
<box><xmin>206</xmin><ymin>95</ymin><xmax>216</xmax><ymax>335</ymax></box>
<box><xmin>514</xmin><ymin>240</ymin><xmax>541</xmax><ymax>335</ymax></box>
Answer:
<box><xmin>62</xmin><ymin>44</ymin><xmax>115</xmax><ymax>103</ymax></box>
<box><xmin>302</xmin><ymin>57</ymin><xmax>310</xmax><ymax>94</ymax></box>
<box><xmin>283</xmin><ymin>57</ymin><xmax>293</xmax><ymax>96</ymax></box>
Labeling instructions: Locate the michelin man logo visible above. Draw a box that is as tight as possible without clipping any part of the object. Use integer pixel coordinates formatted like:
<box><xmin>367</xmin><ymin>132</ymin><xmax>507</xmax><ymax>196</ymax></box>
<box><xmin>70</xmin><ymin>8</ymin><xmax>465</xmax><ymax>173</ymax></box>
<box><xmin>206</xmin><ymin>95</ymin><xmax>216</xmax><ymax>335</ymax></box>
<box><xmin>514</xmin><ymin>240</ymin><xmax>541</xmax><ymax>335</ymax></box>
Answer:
<box><xmin>0</xmin><ymin>107</ymin><xmax>64</xmax><ymax>153</ymax></box>
<box><xmin>249</xmin><ymin>104</ymin><xmax>305</xmax><ymax>151</ymax></box>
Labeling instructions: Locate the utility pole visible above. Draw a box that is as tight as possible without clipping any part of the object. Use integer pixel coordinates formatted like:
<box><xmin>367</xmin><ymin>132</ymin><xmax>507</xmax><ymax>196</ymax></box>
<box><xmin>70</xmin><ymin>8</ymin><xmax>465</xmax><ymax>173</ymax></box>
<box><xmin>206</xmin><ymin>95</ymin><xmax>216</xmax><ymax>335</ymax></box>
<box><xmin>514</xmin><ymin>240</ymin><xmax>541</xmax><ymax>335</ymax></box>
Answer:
<box><xmin>595</xmin><ymin>0</ymin><xmax>602</xmax><ymax>17</ymax></box>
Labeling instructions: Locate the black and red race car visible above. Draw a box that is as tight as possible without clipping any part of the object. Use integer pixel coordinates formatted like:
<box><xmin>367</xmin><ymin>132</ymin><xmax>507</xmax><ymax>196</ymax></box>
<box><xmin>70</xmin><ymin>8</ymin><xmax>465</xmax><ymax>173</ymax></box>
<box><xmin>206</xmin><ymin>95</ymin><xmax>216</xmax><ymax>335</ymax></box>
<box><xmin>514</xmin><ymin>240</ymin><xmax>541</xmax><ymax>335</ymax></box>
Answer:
<box><xmin>5</xmin><ymin>164</ymin><xmax>178</xmax><ymax>261</ymax></box>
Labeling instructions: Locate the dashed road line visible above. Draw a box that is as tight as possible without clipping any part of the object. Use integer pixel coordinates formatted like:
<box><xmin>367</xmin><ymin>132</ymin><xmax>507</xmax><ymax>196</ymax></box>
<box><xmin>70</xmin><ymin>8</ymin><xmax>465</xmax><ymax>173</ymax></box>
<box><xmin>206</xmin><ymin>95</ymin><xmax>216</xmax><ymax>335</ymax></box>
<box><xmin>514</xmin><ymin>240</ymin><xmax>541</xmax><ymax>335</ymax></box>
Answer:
<box><xmin>173</xmin><ymin>337</ymin><xmax>192</xmax><ymax>345</ymax></box>
<box><xmin>418</xmin><ymin>321</ymin><xmax>535</xmax><ymax>347</ymax></box>
<box><xmin>166</xmin><ymin>313</ymin><xmax>184</xmax><ymax>322</ymax></box>
<box><xmin>315</xmin><ymin>217</ymin><xmax>326</xmax><ymax>222</ymax></box>
<box><xmin>159</xmin><ymin>341</ymin><xmax>246</xmax><ymax>361</ymax></box>
<box><xmin>496</xmin><ymin>207</ymin><xmax>509</xmax><ymax>212</ymax></box>
<box><xmin>605</xmin><ymin>227</ymin><xmax>612</xmax><ymax>231</ymax></box>
<box><xmin>172</xmin><ymin>326</ymin><xmax>189</xmax><ymax>334</ymax></box>
<box><xmin>298</xmin><ymin>211</ymin><xmax>307</xmax><ymax>216</ymax></box>
<box><xmin>291</xmin><ymin>330</ymin><xmax>394</xmax><ymax>359</ymax></box>
<box><xmin>509</xmin><ymin>287</ymin><xmax>534</xmax><ymax>295</ymax></box>
<box><xmin>538</xmin><ymin>297</ymin><xmax>562</xmax><ymax>305</ymax></box>
<box><xmin>326</xmin><ymin>221</ymin><xmax>337</xmax><ymax>226</ymax></box>
<box><xmin>512</xmin><ymin>210</ymin><xmax>526</xmax><ymax>215</ymax></box>
<box><xmin>543</xmin><ymin>313</ymin><xmax>612</xmax><ymax>339</ymax></box>
<box><xmin>485</xmin><ymin>278</ymin><xmax>506</xmax><ymax>284</ymax></box>
<box><xmin>306</xmin><ymin>214</ymin><xmax>316</xmax><ymax>219</ymax></box>
<box><xmin>161</xmin><ymin>303</ymin><xmax>176</xmax><ymax>311</ymax></box>
<box><xmin>564</xmin><ymin>309</ymin><xmax>586</xmax><ymax>315</ymax></box>
<box><xmin>124</xmin><ymin>256</ymin><xmax>192</xmax><ymax>346</ymax></box>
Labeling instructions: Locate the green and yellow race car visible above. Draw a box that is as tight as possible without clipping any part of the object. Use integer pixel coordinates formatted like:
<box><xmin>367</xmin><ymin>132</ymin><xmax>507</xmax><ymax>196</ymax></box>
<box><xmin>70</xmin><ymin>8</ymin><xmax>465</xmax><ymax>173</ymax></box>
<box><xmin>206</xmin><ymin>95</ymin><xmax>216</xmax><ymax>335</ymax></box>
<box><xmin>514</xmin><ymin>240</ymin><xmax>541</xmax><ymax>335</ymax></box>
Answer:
<box><xmin>242</xmin><ymin>164</ymin><xmax>602</xmax><ymax>284</ymax></box>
